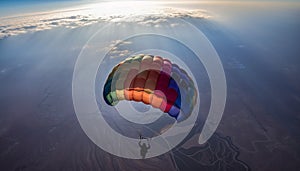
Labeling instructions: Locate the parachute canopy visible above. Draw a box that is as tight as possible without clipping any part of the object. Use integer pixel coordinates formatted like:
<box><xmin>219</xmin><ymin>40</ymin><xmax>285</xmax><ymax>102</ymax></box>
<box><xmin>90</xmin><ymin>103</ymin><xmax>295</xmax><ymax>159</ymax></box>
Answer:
<box><xmin>103</xmin><ymin>54</ymin><xmax>197</xmax><ymax>122</ymax></box>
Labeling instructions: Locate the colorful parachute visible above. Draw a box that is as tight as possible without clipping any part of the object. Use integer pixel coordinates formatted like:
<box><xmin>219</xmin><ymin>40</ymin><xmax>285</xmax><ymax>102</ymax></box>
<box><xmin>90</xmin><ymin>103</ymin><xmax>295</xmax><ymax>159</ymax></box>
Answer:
<box><xmin>103</xmin><ymin>54</ymin><xmax>197</xmax><ymax>122</ymax></box>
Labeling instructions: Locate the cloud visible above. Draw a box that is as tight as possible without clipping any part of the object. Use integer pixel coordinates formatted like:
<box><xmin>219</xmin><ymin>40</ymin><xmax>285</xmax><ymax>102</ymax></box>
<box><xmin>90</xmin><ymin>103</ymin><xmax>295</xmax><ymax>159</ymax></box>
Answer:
<box><xmin>0</xmin><ymin>2</ymin><xmax>210</xmax><ymax>39</ymax></box>
<box><xmin>105</xmin><ymin>40</ymin><xmax>134</xmax><ymax>58</ymax></box>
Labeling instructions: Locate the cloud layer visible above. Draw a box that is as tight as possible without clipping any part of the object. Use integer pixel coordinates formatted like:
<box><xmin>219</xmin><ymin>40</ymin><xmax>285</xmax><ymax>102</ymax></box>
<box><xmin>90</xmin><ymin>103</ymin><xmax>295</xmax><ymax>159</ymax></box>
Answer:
<box><xmin>0</xmin><ymin>2</ymin><xmax>210</xmax><ymax>39</ymax></box>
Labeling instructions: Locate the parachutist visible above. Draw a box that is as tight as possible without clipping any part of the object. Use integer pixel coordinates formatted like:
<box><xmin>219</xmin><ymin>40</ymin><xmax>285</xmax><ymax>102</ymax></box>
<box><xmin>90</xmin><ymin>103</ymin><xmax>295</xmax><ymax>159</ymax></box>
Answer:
<box><xmin>138</xmin><ymin>135</ymin><xmax>151</xmax><ymax>159</ymax></box>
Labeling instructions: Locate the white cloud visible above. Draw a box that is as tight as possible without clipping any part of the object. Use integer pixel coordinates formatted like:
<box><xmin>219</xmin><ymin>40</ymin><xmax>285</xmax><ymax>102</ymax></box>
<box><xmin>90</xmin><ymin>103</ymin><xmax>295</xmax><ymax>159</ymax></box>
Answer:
<box><xmin>105</xmin><ymin>40</ymin><xmax>134</xmax><ymax>58</ymax></box>
<box><xmin>0</xmin><ymin>2</ymin><xmax>210</xmax><ymax>39</ymax></box>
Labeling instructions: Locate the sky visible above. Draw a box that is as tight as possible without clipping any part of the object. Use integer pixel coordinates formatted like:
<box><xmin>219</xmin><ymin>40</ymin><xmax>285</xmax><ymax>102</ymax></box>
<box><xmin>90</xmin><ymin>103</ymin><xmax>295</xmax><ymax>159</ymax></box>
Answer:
<box><xmin>1</xmin><ymin>0</ymin><xmax>299</xmax><ymax>17</ymax></box>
